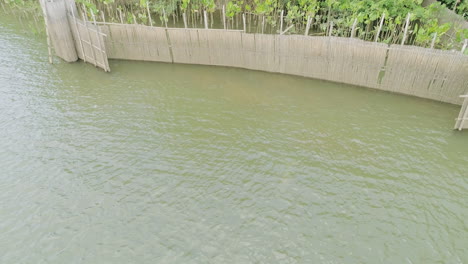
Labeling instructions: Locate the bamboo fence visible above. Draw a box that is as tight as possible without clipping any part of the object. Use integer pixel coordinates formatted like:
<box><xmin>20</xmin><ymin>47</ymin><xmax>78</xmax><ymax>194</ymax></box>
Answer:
<box><xmin>68</xmin><ymin>12</ymin><xmax>110</xmax><ymax>71</ymax></box>
<box><xmin>40</xmin><ymin>0</ymin><xmax>77</xmax><ymax>62</ymax></box>
<box><xmin>40</xmin><ymin>0</ymin><xmax>468</xmax><ymax>129</ymax></box>
<box><xmin>96</xmin><ymin>23</ymin><xmax>468</xmax><ymax>105</ymax></box>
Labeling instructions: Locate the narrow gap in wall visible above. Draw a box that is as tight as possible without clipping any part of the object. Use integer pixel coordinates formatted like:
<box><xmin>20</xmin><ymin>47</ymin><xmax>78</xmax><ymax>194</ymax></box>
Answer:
<box><xmin>427</xmin><ymin>60</ymin><xmax>440</xmax><ymax>91</ymax></box>
<box><xmin>165</xmin><ymin>28</ymin><xmax>174</xmax><ymax>63</ymax></box>
<box><xmin>378</xmin><ymin>45</ymin><xmax>390</xmax><ymax>85</ymax></box>
<box><xmin>426</xmin><ymin>79</ymin><xmax>434</xmax><ymax>91</ymax></box>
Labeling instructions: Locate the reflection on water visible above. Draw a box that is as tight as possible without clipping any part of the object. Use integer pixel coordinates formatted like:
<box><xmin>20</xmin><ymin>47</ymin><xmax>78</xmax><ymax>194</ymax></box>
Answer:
<box><xmin>1</xmin><ymin>13</ymin><xmax>467</xmax><ymax>264</ymax></box>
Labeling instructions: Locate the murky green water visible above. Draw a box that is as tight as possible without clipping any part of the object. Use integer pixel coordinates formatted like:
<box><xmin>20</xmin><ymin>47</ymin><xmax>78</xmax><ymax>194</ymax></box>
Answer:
<box><xmin>1</xmin><ymin>13</ymin><xmax>468</xmax><ymax>264</ymax></box>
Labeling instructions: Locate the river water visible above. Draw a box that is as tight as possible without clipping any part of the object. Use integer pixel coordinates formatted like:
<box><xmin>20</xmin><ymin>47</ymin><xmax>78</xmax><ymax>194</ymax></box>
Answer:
<box><xmin>1</xmin><ymin>13</ymin><xmax>467</xmax><ymax>264</ymax></box>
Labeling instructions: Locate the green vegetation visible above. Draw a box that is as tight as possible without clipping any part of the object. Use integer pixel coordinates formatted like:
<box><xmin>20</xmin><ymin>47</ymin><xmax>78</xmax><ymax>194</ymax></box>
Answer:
<box><xmin>1</xmin><ymin>0</ymin><xmax>467</xmax><ymax>49</ymax></box>
<box><xmin>437</xmin><ymin>0</ymin><xmax>468</xmax><ymax>19</ymax></box>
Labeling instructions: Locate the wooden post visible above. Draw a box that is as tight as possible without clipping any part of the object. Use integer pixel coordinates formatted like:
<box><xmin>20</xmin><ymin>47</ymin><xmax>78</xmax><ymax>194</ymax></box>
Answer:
<box><xmin>304</xmin><ymin>16</ymin><xmax>311</xmax><ymax>36</ymax></box>
<box><xmin>119</xmin><ymin>8</ymin><xmax>123</xmax><ymax>24</ymax></box>
<box><xmin>40</xmin><ymin>0</ymin><xmax>53</xmax><ymax>64</ymax></box>
<box><xmin>401</xmin><ymin>13</ymin><xmax>411</xmax><ymax>46</ymax></box>
<box><xmin>101</xmin><ymin>11</ymin><xmax>105</xmax><ymax>23</ymax></box>
<box><xmin>280</xmin><ymin>10</ymin><xmax>284</xmax><ymax>33</ymax></box>
<box><xmin>262</xmin><ymin>15</ymin><xmax>265</xmax><ymax>34</ymax></box>
<box><xmin>203</xmin><ymin>10</ymin><xmax>208</xmax><ymax>29</ymax></box>
<box><xmin>328</xmin><ymin>21</ymin><xmax>333</xmax><ymax>37</ymax></box>
<box><xmin>374</xmin><ymin>13</ymin><xmax>385</xmax><ymax>42</ymax></box>
<box><xmin>162</xmin><ymin>8</ymin><xmax>168</xmax><ymax>28</ymax></box>
<box><xmin>132</xmin><ymin>13</ymin><xmax>137</xmax><ymax>24</ymax></box>
<box><xmin>430</xmin><ymin>32</ymin><xmax>437</xmax><ymax>49</ymax></box>
<box><xmin>222</xmin><ymin>5</ymin><xmax>226</xmax><ymax>30</ymax></box>
<box><xmin>183</xmin><ymin>12</ymin><xmax>187</xmax><ymax>28</ymax></box>
<box><xmin>350</xmin><ymin>18</ymin><xmax>357</xmax><ymax>38</ymax></box>
<box><xmin>146</xmin><ymin>1</ymin><xmax>152</xmax><ymax>26</ymax></box>
<box><xmin>243</xmin><ymin>13</ymin><xmax>246</xmax><ymax>32</ymax></box>
<box><xmin>70</xmin><ymin>5</ymin><xmax>86</xmax><ymax>63</ymax></box>
<box><xmin>461</xmin><ymin>39</ymin><xmax>467</xmax><ymax>53</ymax></box>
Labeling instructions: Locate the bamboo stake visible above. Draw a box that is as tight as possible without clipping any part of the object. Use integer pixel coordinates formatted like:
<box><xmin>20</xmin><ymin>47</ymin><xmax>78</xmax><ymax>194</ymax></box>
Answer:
<box><xmin>262</xmin><ymin>15</ymin><xmax>265</xmax><ymax>34</ymax></box>
<box><xmin>101</xmin><ymin>11</ymin><xmax>105</xmax><ymax>23</ymax></box>
<box><xmin>119</xmin><ymin>8</ymin><xmax>123</xmax><ymax>24</ymax></box>
<box><xmin>162</xmin><ymin>8</ymin><xmax>168</xmax><ymax>28</ymax></box>
<box><xmin>328</xmin><ymin>21</ymin><xmax>333</xmax><ymax>37</ymax></box>
<box><xmin>351</xmin><ymin>18</ymin><xmax>357</xmax><ymax>38</ymax></box>
<box><xmin>190</xmin><ymin>12</ymin><xmax>194</xmax><ymax>27</ymax></box>
<box><xmin>183</xmin><ymin>12</ymin><xmax>187</xmax><ymax>28</ymax></box>
<box><xmin>146</xmin><ymin>1</ymin><xmax>152</xmax><ymax>26</ymax></box>
<box><xmin>461</xmin><ymin>39</ymin><xmax>467</xmax><ymax>53</ymax></box>
<box><xmin>430</xmin><ymin>32</ymin><xmax>437</xmax><ymax>49</ymax></box>
<box><xmin>453</xmin><ymin>0</ymin><xmax>461</xmax><ymax>12</ymax></box>
<box><xmin>375</xmin><ymin>13</ymin><xmax>385</xmax><ymax>42</ymax></box>
<box><xmin>70</xmin><ymin>4</ymin><xmax>86</xmax><ymax>63</ymax></box>
<box><xmin>203</xmin><ymin>10</ymin><xmax>208</xmax><ymax>29</ymax></box>
<box><xmin>222</xmin><ymin>5</ymin><xmax>226</xmax><ymax>30</ymax></box>
<box><xmin>401</xmin><ymin>13</ymin><xmax>411</xmax><ymax>46</ymax></box>
<box><xmin>280</xmin><ymin>24</ymin><xmax>294</xmax><ymax>35</ymax></box>
<box><xmin>304</xmin><ymin>16</ymin><xmax>311</xmax><ymax>36</ymax></box>
<box><xmin>280</xmin><ymin>10</ymin><xmax>283</xmax><ymax>33</ymax></box>
<box><xmin>40</xmin><ymin>0</ymin><xmax>53</xmax><ymax>64</ymax></box>
<box><xmin>243</xmin><ymin>13</ymin><xmax>246</xmax><ymax>32</ymax></box>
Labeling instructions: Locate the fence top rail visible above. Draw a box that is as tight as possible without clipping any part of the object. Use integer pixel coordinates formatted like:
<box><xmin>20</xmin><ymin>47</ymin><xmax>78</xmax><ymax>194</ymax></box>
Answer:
<box><xmin>388</xmin><ymin>43</ymin><xmax>468</xmax><ymax>56</ymax></box>
<box><xmin>167</xmin><ymin>28</ymin><xmax>244</xmax><ymax>33</ymax></box>
<box><xmin>93</xmin><ymin>22</ymin><xmax>245</xmax><ymax>32</ymax></box>
<box><xmin>92</xmin><ymin>21</ymin><xmax>467</xmax><ymax>58</ymax></box>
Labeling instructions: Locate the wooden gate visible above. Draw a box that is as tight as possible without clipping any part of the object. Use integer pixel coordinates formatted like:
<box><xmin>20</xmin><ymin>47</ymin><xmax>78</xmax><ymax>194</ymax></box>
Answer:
<box><xmin>68</xmin><ymin>8</ymin><xmax>110</xmax><ymax>72</ymax></box>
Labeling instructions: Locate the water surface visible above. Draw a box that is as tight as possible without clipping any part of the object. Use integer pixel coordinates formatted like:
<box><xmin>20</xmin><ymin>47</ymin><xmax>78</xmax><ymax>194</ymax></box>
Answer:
<box><xmin>1</xmin><ymin>13</ymin><xmax>467</xmax><ymax>263</ymax></box>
